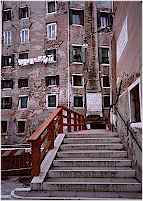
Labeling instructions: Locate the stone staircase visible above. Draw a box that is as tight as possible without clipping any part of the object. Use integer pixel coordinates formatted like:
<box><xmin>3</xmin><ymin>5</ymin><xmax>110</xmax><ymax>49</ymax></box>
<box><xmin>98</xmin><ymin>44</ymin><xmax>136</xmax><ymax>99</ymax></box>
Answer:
<box><xmin>41</xmin><ymin>129</ymin><xmax>141</xmax><ymax>199</ymax></box>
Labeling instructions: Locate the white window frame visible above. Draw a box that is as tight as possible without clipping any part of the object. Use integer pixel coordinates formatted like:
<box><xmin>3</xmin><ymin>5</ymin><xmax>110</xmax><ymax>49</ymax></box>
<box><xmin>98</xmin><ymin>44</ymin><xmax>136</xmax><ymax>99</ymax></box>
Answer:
<box><xmin>73</xmin><ymin>95</ymin><xmax>84</xmax><ymax>109</ymax></box>
<box><xmin>3</xmin><ymin>31</ymin><xmax>12</xmax><ymax>46</ymax></box>
<box><xmin>19</xmin><ymin>6</ymin><xmax>29</xmax><ymax>20</ymax></box>
<box><xmin>71</xmin><ymin>8</ymin><xmax>83</xmax><ymax>27</ymax></box>
<box><xmin>72</xmin><ymin>74</ymin><xmax>84</xmax><ymax>88</ymax></box>
<box><xmin>128</xmin><ymin>77</ymin><xmax>141</xmax><ymax>127</ymax></box>
<box><xmin>102</xmin><ymin>75</ymin><xmax>110</xmax><ymax>88</ymax></box>
<box><xmin>18</xmin><ymin>95</ymin><xmax>29</xmax><ymax>110</ymax></box>
<box><xmin>46</xmin><ymin>94</ymin><xmax>58</xmax><ymax>109</ymax></box>
<box><xmin>2</xmin><ymin>96</ymin><xmax>12</xmax><ymax>110</ymax></box>
<box><xmin>17</xmin><ymin>119</ymin><xmax>26</xmax><ymax>134</ymax></box>
<box><xmin>46</xmin><ymin>1</ymin><xmax>57</xmax><ymax>14</ymax></box>
<box><xmin>3</xmin><ymin>9</ymin><xmax>12</xmax><ymax>21</ymax></box>
<box><xmin>20</xmin><ymin>28</ymin><xmax>29</xmax><ymax>43</ymax></box>
<box><xmin>45</xmin><ymin>48</ymin><xmax>57</xmax><ymax>63</ymax></box>
<box><xmin>72</xmin><ymin>44</ymin><xmax>83</xmax><ymax>64</ymax></box>
<box><xmin>103</xmin><ymin>95</ymin><xmax>110</xmax><ymax>108</ymax></box>
<box><xmin>47</xmin><ymin>23</ymin><xmax>57</xmax><ymax>40</ymax></box>
<box><xmin>99</xmin><ymin>46</ymin><xmax>110</xmax><ymax>65</ymax></box>
<box><xmin>1</xmin><ymin>120</ymin><xmax>8</xmax><ymax>134</ymax></box>
<box><xmin>46</xmin><ymin>75</ymin><xmax>57</xmax><ymax>87</ymax></box>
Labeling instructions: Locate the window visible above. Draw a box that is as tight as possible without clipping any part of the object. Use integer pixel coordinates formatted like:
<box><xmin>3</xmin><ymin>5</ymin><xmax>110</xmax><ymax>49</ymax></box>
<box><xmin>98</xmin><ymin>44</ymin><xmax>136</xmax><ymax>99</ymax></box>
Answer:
<box><xmin>19</xmin><ymin>53</ymin><xmax>28</xmax><ymax>59</ymax></box>
<box><xmin>17</xmin><ymin>121</ymin><xmax>25</xmax><ymax>133</ymax></box>
<box><xmin>2</xmin><ymin>55</ymin><xmax>14</xmax><ymax>67</ymax></box>
<box><xmin>20</xmin><ymin>29</ymin><xmax>29</xmax><ymax>43</ymax></box>
<box><xmin>47</xmin><ymin>23</ymin><xmax>57</xmax><ymax>40</ymax></box>
<box><xmin>47</xmin><ymin>94</ymin><xmax>57</xmax><ymax>108</ymax></box>
<box><xmin>19</xmin><ymin>96</ymin><xmax>28</xmax><ymax>109</ymax></box>
<box><xmin>45</xmin><ymin>49</ymin><xmax>56</xmax><ymax>62</ymax></box>
<box><xmin>47</xmin><ymin>1</ymin><xmax>56</xmax><ymax>13</ymax></box>
<box><xmin>99</xmin><ymin>47</ymin><xmax>109</xmax><ymax>64</ymax></box>
<box><xmin>19</xmin><ymin>7</ymin><xmax>29</xmax><ymax>19</ymax></box>
<box><xmin>71</xmin><ymin>46</ymin><xmax>85</xmax><ymax>63</ymax></box>
<box><xmin>97</xmin><ymin>12</ymin><xmax>113</xmax><ymax>30</ymax></box>
<box><xmin>1</xmin><ymin>80</ymin><xmax>13</xmax><ymax>89</ymax></box>
<box><xmin>1</xmin><ymin>121</ymin><xmax>7</xmax><ymax>133</ymax></box>
<box><xmin>74</xmin><ymin>96</ymin><xmax>83</xmax><ymax>107</ymax></box>
<box><xmin>72</xmin><ymin>75</ymin><xmax>83</xmax><ymax>87</ymax></box>
<box><xmin>70</xmin><ymin>9</ymin><xmax>84</xmax><ymax>25</ymax></box>
<box><xmin>130</xmin><ymin>84</ymin><xmax>141</xmax><ymax>122</ymax></box>
<box><xmin>102</xmin><ymin>75</ymin><xmax>110</xmax><ymax>87</ymax></box>
<box><xmin>3</xmin><ymin>31</ymin><xmax>12</xmax><ymax>46</ymax></box>
<box><xmin>45</xmin><ymin>75</ymin><xmax>59</xmax><ymax>86</ymax></box>
<box><xmin>2</xmin><ymin>97</ymin><xmax>12</xmax><ymax>109</ymax></box>
<box><xmin>103</xmin><ymin>96</ymin><xmax>110</xmax><ymax>108</ymax></box>
<box><xmin>3</xmin><ymin>9</ymin><xmax>11</xmax><ymax>21</ymax></box>
<box><xmin>18</xmin><ymin>79</ymin><xmax>28</xmax><ymax>88</ymax></box>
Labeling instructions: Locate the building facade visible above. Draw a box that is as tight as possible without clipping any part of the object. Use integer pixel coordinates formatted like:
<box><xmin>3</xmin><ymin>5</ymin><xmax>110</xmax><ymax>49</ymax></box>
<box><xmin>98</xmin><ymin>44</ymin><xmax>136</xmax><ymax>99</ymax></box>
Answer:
<box><xmin>1</xmin><ymin>1</ymin><xmax>112</xmax><ymax>144</ymax></box>
<box><xmin>111</xmin><ymin>1</ymin><xmax>142</xmax><ymax>180</ymax></box>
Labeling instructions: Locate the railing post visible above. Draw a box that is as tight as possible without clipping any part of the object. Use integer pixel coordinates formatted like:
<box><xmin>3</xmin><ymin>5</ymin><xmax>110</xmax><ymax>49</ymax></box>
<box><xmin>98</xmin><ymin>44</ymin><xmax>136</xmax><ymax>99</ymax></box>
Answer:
<box><xmin>31</xmin><ymin>140</ymin><xmax>41</xmax><ymax>176</ymax></box>
<box><xmin>67</xmin><ymin>110</ymin><xmax>71</xmax><ymax>132</ymax></box>
<box><xmin>78</xmin><ymin>115</ymin><xmax>81</xmax><ymax>130</ymax></box>
<box><xmin>48</xmin><ymin>122</ymin><xmax>55</xmax><ymax>150</ymax></box>
<box><xmin>74</xmin><ymin>113</ymin><xmax>77</xmax><ymax>131</ymax></box>
<box><xmin>59</xmin><ymin>109</ymin><xmax>63</xmax><ymax>133</ymax></box>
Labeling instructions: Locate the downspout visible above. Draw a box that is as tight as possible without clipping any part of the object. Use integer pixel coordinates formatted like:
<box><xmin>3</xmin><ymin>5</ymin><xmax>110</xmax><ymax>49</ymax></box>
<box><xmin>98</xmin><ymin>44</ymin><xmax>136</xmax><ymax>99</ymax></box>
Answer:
<box><xmin>67</xmin><ymin>2</ymin><xmax>70</xmax><ymax>108</ymax></box>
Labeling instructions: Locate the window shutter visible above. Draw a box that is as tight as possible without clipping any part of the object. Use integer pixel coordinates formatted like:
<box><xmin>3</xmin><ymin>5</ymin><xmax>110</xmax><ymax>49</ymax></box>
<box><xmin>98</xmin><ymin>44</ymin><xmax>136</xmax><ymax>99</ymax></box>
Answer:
<box><xmin>69</xmin><ymin>46</ymin><xmax>73</xmax><ymax>63</ymax></box>
<box><xmin>11</xmin><ymin>54</ymin><xmax>15</xmax><ymax>66</ymax></box>
<box><xmin>80</xmin><ymin>10</ymin><xmax>84</xmax><ymax>26</ymax></box>
<box><xmin>97</xmin><ymin>12</ymin><xmax>101</xmax><ymax>28</ymax></box>
<box><xmin>81</xmin><ymin>47</ymin><xmax>85</xmax><ymax>63</ymax></box>
<box><xmin>26</xmin><ymin>7</ymin><xmax>29</xmax><ymax>17</ymax></box>
<box><xmin>69</xmin><ymin>10</ymin><xmax>73</xmax><ymax>25</ymax></box>
<box><xmin>56</xmin><ymin>75</ymin><xmax>59</xmax><ymax>86</ymax></box>
<box><xmin>19</xmin><ymin>8</ymin><xmax>22</xmax><ymax>19</ymax></box>
<box><xmin>98</xmin><ymin>47</ymin><xmax>102</xmax><ymax>64</ymax></box>
<box><xmin>108</xmin><ymin>14</ymin><xmax>113</xmax><ymax>28</ymax></box>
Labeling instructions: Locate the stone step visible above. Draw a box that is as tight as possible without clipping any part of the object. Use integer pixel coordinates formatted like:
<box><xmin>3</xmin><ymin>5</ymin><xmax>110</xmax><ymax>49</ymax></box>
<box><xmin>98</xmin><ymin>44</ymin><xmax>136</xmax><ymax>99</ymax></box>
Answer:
<box><xmin>48</xmin><ymin>167</ymin><xmax>135</xmax><ymax>178</ymax></box>
<box><xmin>57</xmin><ymin>150</ymin><xmax>127</xmax><ymax>158</ymax></box>
<box><xmin>65</xmin><ymin>133</ymin><xmax>118</xmax><ymax>138</ymax></box>
<box><xmin>67</xmin><ymin>130</ymin><xmax>117</xmax><ymax>135</ymax></box>
<box><xmin>53</xmin><ymin>158</ymin><xmax>132</xmax><ymax>167</ymax></box>
<box><xmin>60</xmin><ymin>143</ymin><xmax>123</xmax><ymax>150</ymax></box>
<box><xmin>43</xmin><ymin>178</ymin><xmax>141</xmax><ymax>192</ymax></box>
<box><xmin>64</xmin><ymin>137</ymin><xmax>121</xmax><ymax>144</ymax></box>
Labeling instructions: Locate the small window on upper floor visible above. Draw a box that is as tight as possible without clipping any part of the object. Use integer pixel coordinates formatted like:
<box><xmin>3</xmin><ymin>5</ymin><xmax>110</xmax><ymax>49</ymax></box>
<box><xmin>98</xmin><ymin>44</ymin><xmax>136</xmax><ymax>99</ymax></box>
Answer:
<box><xmin>20</xmin><ymin>29</ymin><xmax>29</xmax><ymax>43</ymax></box>
<box><xmin>70</xmin><ymin>46</ymin><xmax>85</xmax><ymax>63</ymax></box>
<box><xmin>3</xmin><ymin>31</ymin><xmax>12</xmax><ymax>46</ymax></box>
<box><xmin>46</xmin><ymin>94</ymin><xmax>58</xmax><ymax>108</ymax></box>
<box><xmin>2</xmin><ymin>55</ymin><xmax>15</xmax><ymax>67</ymax></box>
<box><xmin>99</xmin><ymin>47</ymin><xmax>109</xmax><ymax>64</ymax></box>
<box><xmin>1</xmin><ymin>80</ymin><xmax>13</xmax><ymax>89</ymax></box>
<box><xmin>103</xmin><ymin>96</ymin><xmax>110</xmax><ymax>108</ymax></box>
<box><xmin>19</xmin><ymin>6</ymin><xmax>29</xmax><ymax>19</ymax></box>
<box><xmin>45</xmin><ymin>49</ymin><xmax>56</xmax><ymax>63</ymax></box>
<box><xmin>18</xmin><ymin>79</ymin><xmax>28</xmax><ymax>88</ymax></box>
<box><xmin>17</xmin><ymin>121</ymin><xmax>25</xmax><ymax>133</ymax></box>
<box><xmin>102</xmin><ymin>75</ymin><xmax>110</xmax><ymax>87</ymax></box>
<box><xmin>47</xmin><ymin>1</ymin><xmax>56</xmax><ymax>14</ymax></box>
<box><xmin>72</xmin><ymin>75</ymin><xmax>83</xmax><ymax>87</ymax></box>
<box><xmin>74</xmin><ymin>96</ymin><xmax>83</xmax><ymax>108</ymax></box>
<box><xmin>47</xmin><ymin>23</ymin><xmax>57</xmax><ymax>40</ymax></box>
<box><xmin>2</xmin><ymin>97</ymin><xmax>12</xmax><ymax>109</ymax></box>
<box><xmin>1</xmin><ymin>121</ymin><xmax>7</xmax><ymax>133</ymax></box>
<box><xmin>70</xmin><ymin>9</ymin><xmax>84</xmax><ymax>26</ymax></box>
<box><xmin>18</xmin><ymin>96</ymin><xmax>28</xmax><ymax>109</ymax></box>
<box><xmin>97</xmin><ymin>12</ymin><xmax>113</xmax><ymax>30</ymax></box>
<box><xmin>3</xmin><ymin>9</ymin><xmax>12</xmax><ymax>21</ymax></box>
<box><xmin>45</xmin><ymin>75</ymin><xmax>59</xmax><ymax>86</ymax></box>
<box><xmin>19</xmin><ymin>53</ymin><xmax>28</xmax><ymax>59</ymax></box>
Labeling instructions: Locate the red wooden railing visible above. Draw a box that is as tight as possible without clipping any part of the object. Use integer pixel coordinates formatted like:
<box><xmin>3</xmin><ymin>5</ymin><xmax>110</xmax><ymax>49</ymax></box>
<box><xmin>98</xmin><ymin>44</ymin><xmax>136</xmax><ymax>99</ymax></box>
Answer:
<box><xmin>28</xmin><ymin>106</ymin><xmax>86</xmax><ymax>176</ymax></box>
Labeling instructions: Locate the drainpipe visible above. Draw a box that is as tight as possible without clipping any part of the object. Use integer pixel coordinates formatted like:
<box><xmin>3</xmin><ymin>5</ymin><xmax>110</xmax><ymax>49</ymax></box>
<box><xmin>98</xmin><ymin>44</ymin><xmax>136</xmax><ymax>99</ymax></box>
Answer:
<box><xmin>67</xmin><ymin>2</ymin><xmax>70</xmax><ymax>108</ymax></box>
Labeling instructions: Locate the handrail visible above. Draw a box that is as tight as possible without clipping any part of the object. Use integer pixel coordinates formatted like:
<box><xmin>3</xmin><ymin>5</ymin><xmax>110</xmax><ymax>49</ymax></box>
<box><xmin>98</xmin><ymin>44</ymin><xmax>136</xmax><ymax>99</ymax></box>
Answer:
<box><xmin>27</xmin><ymin>106</ymin><xmax>86</xmax><ymax>176</ymax></box>
<box><xmin>114</xmin><ymin>106</ymin><xmax>142</xmax><ymax>151</ymax></box>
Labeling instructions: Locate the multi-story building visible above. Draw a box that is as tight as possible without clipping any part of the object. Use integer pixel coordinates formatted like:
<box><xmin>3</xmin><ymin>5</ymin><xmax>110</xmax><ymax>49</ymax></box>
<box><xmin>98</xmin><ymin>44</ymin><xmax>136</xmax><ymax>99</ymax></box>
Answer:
<box><xmin>1</xmin><ymin>1</ymin><xmax>112</xmax><ymax>144</ymax></box>
<box><xmin>111</xmin><ymin>1</ymin><xmax>142</xmax><ymax>180</ymax></box>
